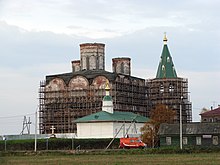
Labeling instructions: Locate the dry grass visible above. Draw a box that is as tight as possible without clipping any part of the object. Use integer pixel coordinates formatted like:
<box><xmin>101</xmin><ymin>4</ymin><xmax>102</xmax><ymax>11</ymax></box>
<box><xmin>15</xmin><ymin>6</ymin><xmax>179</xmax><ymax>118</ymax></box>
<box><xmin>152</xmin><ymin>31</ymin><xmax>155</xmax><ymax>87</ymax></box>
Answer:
<box><xmin>1</xmin><ymin>153</ymin><xmax>220</xmax><ymax>165</ymax></box>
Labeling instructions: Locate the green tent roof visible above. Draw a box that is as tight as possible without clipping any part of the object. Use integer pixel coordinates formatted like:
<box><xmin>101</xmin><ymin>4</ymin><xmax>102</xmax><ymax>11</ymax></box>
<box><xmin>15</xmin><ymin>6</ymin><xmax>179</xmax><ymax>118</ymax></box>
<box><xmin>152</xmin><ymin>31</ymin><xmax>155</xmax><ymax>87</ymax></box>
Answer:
<box><xmin>156</xmin><ymin>36</ymin><xmax>177</xmax><ymax>79</ymax></box>
<box><xmin>75</xmin><ymin>111</ymin><xmax>149</xmax><ymax>123</ymax></box>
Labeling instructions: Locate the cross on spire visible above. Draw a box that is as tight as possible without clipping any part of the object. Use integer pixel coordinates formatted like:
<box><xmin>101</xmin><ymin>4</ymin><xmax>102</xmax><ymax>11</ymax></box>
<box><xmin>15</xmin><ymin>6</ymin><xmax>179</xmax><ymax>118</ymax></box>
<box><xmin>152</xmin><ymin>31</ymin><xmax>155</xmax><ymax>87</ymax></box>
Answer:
<box><xmin>163</xmin><ymin>32</ymin><xmax>168</xmax><ymax>44</ymax></box>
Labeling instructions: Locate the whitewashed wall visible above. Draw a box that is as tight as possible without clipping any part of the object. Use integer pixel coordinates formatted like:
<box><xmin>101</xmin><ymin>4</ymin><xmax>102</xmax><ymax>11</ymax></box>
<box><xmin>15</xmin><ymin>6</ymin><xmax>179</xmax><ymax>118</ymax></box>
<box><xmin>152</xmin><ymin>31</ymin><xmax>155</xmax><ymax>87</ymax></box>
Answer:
<box><xmin>76</xmin><ymin>122</ymin><xmax>145</xmax><ymax>139</ymax></box>
<box><xmin>77</xmin><ymin>122</ymin><xmax>113</xmax><ymax>138</ymax></box>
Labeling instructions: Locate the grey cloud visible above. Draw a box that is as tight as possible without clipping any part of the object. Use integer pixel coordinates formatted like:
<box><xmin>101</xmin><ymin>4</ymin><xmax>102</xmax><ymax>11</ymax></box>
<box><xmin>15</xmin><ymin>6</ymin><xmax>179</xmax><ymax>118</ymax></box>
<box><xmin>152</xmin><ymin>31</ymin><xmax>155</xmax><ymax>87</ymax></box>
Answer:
<box><xmin>1</xmin><ymin>20</ymin><xmax>220</xmax><ymax>73</ymax></box>
<box><xmin>0</xmin><ymin>21</ymin><xmax>85</xmax><ymax>68</ymax></box>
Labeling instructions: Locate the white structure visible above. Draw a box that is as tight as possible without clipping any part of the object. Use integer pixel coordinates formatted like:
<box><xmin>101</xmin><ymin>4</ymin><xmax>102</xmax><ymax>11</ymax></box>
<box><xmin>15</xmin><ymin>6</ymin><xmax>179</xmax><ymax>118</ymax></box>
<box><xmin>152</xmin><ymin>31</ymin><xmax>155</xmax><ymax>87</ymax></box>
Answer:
<box><xmin>76</xmin><ymin>118</ymin><xmax>147</xmax><ymax>139</ymax></box>
<box><xmin>75</xmin><ymin>83</ymin><xmax>149</xmax><ymax>139</ymax></box>
<box><xmin>102</xmin><ymin>82</ymin><xmax>113</xmax><ymax>114</ymax></box>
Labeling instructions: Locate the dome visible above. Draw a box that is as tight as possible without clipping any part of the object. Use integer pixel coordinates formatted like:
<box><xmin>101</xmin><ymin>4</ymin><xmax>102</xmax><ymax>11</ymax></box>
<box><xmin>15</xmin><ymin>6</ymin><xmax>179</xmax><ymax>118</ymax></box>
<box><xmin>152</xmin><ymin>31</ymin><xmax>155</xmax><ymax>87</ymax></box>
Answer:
<box><xmin>103</xmin><ymin>95</ymin><xmax>112</xmax><ymax>101</ymax></box>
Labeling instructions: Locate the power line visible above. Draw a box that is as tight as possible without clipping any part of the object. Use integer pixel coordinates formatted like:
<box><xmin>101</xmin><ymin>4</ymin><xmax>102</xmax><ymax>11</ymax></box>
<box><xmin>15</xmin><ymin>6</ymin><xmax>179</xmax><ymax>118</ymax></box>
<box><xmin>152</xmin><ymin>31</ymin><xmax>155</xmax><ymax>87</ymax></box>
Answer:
<box><xmin>0</xmin><ymin>113</ymin><xmax>35</xmax><ymax>119</ymax></box>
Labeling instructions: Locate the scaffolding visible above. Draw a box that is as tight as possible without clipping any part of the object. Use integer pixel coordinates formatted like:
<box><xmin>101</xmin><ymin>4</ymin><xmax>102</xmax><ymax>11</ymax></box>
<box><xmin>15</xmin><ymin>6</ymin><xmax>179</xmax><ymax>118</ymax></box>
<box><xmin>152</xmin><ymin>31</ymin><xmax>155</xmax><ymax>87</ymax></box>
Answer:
<box><xmin>146</xmin><ymin>78</ymin><xmax>192</xmax><ymax>123</ymax></box>
<box><xmin>39</xmin><ymin>75</ymin><xmax>149</xmax><ymax>134</ymax></box>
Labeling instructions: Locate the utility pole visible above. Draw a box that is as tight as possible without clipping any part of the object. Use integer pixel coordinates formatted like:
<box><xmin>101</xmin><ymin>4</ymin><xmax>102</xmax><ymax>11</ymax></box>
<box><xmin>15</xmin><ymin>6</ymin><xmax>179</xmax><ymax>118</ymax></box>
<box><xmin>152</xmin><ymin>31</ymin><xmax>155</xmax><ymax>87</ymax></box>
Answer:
<box><xmin>180</xmin><ymin>96</ymin><xmax>183</xmax><ymax>150</ymax></box>
<box><xmin>34</xmin><ymin>110</ymin><xmax>37</xmax><ymax>152</ymax></box>
<box><xmin>3</xmin><ymin>136</ymin><xmax>6</xmax><ymax>151</ymax></box>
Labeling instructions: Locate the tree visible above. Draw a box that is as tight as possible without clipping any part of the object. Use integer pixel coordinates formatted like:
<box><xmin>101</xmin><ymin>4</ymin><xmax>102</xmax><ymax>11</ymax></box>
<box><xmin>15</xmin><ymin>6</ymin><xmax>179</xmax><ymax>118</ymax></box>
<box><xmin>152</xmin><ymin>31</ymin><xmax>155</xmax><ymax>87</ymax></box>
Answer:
<box><xmin>150</xmin><ymin>104</ymin><xmax>176</xmax><ymax>124</ymax></box>
<box><xmin>141</xmin><ymin>104</ymin><xmax>176</xmax><ymax>147</ymax></box>
<box><xmin>140</xmin><ymin>122</ymin><xmax>155</xmax><ymax>147</ymax></box>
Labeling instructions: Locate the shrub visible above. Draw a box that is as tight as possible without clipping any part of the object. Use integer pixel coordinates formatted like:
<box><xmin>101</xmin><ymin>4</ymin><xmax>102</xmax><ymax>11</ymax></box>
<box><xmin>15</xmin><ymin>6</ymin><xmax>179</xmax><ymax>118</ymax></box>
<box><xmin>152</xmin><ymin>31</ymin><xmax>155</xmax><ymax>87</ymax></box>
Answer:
<box><xmin>0</xmin><ymin>138</ymin><xmax>120</xmax><ymax>151</ymax></box>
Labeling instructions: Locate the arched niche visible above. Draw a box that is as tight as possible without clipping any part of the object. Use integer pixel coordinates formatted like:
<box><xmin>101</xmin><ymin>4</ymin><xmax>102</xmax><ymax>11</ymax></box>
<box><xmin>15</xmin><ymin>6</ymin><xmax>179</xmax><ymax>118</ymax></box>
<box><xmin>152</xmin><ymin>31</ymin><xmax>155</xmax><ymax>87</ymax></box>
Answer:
<box><xmin>89</xmin><ymin>55</ymin><xmax>96</xmax><ymax>70</ymax></box>
<box><xmin>68</xmin><ymin>76</ymin><xmax>89</xmax><ymax>90</ymax></box>
<box><xmin>92</xmin><ymin>76</ymin><xmax>109</xmax><ymax>89</ymax></box>
<box><xmin>45</xmin><ymin>78</ymin><xmax>66</xmax><ymax>92</ymax></box>
<box><xmin>99</xmin><ymin>55</ymin><xmax>104</xmax><ymax>70</ymax></box>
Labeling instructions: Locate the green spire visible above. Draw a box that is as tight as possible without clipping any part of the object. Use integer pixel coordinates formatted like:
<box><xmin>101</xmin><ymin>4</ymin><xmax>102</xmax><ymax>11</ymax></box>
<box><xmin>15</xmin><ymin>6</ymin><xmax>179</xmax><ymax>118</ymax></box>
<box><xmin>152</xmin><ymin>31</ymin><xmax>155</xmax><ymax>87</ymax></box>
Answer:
<box><xmin>156</xmin><ymin>33</ymin><xmax>177</xmax><ymax>78</ymax></box>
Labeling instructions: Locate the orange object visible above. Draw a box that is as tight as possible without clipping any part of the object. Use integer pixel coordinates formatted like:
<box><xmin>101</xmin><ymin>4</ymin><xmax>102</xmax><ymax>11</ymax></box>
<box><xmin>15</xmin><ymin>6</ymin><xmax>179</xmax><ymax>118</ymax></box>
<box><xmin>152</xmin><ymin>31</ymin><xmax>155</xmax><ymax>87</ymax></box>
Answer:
<box><xmin>119</xmin><ymin>137</ymin><xmax>146</xmax><ymax>149</ymax></box>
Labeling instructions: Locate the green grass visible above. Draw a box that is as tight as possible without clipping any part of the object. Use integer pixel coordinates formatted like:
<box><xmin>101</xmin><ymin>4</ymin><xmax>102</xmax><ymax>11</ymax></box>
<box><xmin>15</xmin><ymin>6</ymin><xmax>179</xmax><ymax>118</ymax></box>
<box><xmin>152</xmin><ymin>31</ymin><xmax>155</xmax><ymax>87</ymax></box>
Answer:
<box><xmin>1</xmin><ymin>153</ymin><xmax>220</xmax><ymax>165</ymax></box>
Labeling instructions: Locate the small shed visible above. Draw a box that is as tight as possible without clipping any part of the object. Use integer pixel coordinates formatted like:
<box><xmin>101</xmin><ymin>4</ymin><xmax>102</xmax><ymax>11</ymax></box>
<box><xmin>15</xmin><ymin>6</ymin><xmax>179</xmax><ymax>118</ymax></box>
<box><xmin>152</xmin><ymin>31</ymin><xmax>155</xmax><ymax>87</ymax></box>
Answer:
<box><xmin>75</xmin><ymin>111</ymin><xmax>149</xmax><ymax>139</ymax></box>
<box><xmin>158</xmin><ymin>122</ymin><xmax>220</xmax><ymax>148</ymax></box>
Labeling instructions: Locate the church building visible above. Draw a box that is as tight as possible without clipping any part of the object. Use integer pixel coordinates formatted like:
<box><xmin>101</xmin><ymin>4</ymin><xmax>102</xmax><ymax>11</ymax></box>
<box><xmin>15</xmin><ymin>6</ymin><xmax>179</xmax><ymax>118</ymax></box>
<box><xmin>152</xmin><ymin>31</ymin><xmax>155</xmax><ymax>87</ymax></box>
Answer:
<box><xmin>39</xmin><ymin>34</ymin><xmax>192</xmax><ymax>134</ymax></box>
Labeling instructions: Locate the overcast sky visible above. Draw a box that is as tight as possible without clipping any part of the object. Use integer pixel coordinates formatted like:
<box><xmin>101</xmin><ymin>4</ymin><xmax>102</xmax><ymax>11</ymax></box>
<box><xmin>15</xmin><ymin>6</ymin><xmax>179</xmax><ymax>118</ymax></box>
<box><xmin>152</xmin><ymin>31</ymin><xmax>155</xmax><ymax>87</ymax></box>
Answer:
<box><xmin>0</xmin><ymin>0</ymin><xmax>219</xmax><ymax>135</ymax></box>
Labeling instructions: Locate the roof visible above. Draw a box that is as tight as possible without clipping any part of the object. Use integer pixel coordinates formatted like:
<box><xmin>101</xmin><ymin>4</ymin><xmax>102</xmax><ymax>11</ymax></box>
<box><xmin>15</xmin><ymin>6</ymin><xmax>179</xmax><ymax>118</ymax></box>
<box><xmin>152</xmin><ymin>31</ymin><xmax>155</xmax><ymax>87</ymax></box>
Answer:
<box><xmin>46</xmin><ymin>70</ymin><xmax>116</xmax><ymax>85</ymax></box>
<box><xmin>75</xmin><ymin>111</ymin><xmax>149</xmax><ymax>123</ymax></box>
<box><xmin>156</xmin><ymin>36</ymin><xmax>177</xmax><ymax>79</ymax></box>
<box><xmin>158</xmin><ymin>122</ymin><xmax>220</xmax><ymax>135</ymax></box>
<box><xmin>200</xmin><ymin>107</ymin><xmax>220</xmax><ymax>117</ymax></box>
<box><xmin>45</xmin><ymin>69</ymin><xmax>145</xmax><ymax>85</ymax></box>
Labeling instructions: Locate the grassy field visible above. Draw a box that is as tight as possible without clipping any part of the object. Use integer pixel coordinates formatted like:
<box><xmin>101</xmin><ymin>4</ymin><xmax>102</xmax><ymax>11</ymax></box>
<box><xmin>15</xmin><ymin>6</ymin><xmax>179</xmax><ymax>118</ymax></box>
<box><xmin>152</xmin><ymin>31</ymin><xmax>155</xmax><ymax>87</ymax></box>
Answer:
<box><xmin>1</xmin><ymin>153</ymin><xmax>220</xmax><ymax>165</ymax></box>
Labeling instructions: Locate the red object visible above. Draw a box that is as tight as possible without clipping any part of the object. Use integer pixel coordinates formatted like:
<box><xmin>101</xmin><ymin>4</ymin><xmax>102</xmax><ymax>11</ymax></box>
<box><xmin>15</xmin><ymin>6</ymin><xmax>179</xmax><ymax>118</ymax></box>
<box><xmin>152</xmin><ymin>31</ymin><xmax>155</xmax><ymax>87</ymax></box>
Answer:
<box><xmin>119</xmin><ymin>137</ymin><xmax>146</xmax><ymax>149</ymax></box>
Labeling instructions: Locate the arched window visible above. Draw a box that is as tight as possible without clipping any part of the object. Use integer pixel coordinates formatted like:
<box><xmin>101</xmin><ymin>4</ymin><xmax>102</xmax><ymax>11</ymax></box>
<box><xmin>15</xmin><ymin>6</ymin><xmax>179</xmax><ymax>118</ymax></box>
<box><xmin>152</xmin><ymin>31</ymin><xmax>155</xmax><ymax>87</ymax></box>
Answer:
<box><xmin>169</xmin><ymin>84</ymin><xmax>174</xmax><ymax>92</ymax></box>
<box><xmin>89</xmin><ymin>55</ymin><xmax>96</xmax><ymax>70</ymax></box>
<box><xmin>81</xmin><ymin>56</ymin><xmax>87</xmax><ymax>70</ymax></box>
<box><xmin>120</xmin><ymin>62</ymin><xmax>124</xmax><ymax>74</ymax></box>
<box><xmin>160</xmin><ymin>84</ymin><xmax>164</xmax><ymax>93</ymax></box>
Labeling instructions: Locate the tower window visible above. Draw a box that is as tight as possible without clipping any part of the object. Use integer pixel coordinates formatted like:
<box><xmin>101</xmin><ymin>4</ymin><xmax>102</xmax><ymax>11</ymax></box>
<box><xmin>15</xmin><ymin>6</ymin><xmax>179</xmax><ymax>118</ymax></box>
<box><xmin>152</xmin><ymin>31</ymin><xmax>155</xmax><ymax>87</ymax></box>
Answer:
<box><xmin>160</xmin><ymin>84</ymin><xmax>164</xmax><ymax>93</ymax></box>
<box><xmin>169</xmin><ymin>84</ymin><xmax>174</xmax><ymax>92</ymax></box>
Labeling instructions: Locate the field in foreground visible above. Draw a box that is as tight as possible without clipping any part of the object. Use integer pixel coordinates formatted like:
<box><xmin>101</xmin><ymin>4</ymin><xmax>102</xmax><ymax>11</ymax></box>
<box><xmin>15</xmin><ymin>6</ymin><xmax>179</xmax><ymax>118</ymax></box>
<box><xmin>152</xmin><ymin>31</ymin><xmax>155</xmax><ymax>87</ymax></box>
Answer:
<box><xmin>1</xmin><ymin>153</ymin><xmax>220</xmax><ymax>165</ymax></box>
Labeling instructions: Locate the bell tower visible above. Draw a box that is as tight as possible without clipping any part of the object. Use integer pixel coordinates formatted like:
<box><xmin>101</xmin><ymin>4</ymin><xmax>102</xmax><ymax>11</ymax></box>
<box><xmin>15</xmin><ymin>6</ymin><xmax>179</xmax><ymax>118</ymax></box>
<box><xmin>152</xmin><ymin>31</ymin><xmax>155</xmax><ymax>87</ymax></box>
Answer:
<box><xmin>147</xmin><ymin>33</ymin><xmax>192</xmax><ymax>123</ymax></box>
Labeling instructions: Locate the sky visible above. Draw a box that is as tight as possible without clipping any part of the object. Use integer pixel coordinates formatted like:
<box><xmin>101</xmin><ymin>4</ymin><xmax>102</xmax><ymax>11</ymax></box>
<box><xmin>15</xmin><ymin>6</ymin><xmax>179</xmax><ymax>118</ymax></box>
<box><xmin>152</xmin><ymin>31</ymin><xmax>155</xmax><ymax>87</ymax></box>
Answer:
<box><xmin>0</xmin><ymin>0</ymin><xmax>219</xmax><ymax>135</ymax></box>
